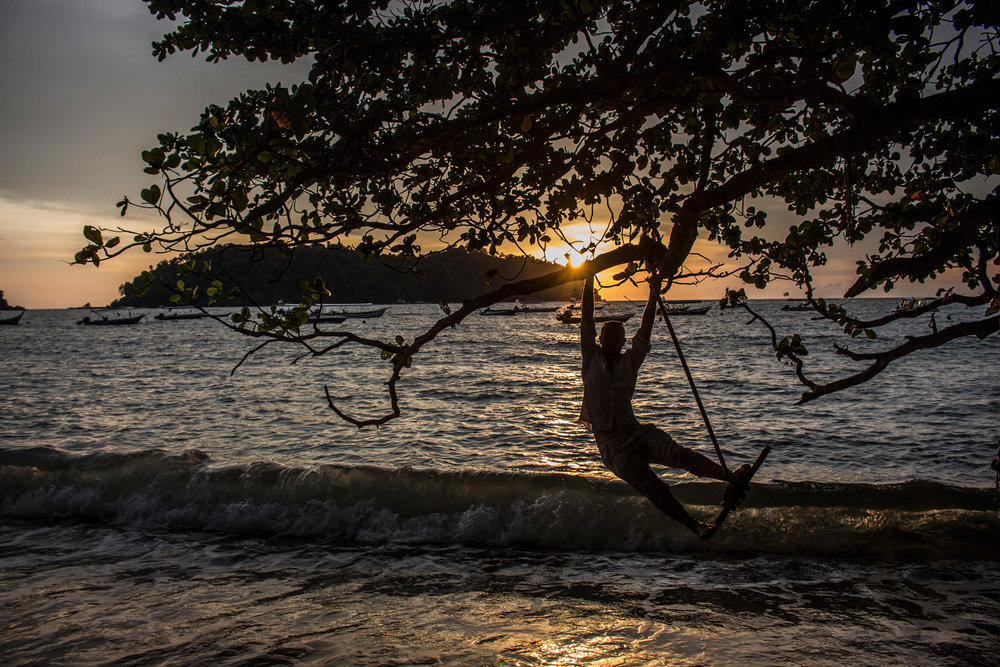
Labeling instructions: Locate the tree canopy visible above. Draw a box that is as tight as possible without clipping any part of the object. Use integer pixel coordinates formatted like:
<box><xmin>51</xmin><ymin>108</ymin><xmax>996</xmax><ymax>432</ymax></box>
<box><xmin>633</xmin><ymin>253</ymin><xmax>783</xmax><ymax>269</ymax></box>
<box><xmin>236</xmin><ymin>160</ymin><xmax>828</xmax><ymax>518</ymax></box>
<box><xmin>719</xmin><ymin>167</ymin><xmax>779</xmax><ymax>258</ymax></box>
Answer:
<box><xmin>79</xmin><ymin>0</ymin><xmax>998</xmax><ymax>425</ymax></box>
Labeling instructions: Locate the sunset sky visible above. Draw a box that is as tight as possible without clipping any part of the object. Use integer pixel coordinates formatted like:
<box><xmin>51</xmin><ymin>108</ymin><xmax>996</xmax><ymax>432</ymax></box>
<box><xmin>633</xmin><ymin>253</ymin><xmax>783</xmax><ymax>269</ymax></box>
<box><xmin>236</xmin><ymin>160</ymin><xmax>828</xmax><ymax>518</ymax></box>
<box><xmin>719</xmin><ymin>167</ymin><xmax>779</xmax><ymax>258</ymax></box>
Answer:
<box><xmin>0</xmin><ymin>0</ymin><xmax>306</xmax><ymax>308</ymax></box>
<box><xmin>0</xmin><ymin>0</ymin><xmax>958</xmax><ymax>309</ymax></box>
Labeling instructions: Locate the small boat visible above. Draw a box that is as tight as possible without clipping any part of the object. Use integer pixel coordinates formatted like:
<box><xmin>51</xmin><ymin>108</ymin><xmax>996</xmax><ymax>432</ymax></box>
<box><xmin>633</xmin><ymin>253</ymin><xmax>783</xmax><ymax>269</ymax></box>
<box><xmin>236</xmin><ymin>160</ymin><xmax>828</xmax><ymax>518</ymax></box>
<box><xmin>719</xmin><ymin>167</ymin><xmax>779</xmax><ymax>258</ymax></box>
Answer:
<box><xmin>311</xmin><ymin>314</ymin><xmax>347</xmax><ymax>324</ymax></box>
<box><xmin>155</xmin><ymin>308</ymin><xmax>208</xmax><ymax>320</ymax></box>
<box><xmin>557</xmin><ymin>309</ymin><xmax>635</xmax><ymax>324</ymax></box>
<box><xmin>319</xmin><ymin>304</ymin><xmax>389</xmax><ymax>319</ymax></box>
<box><xmin>660</xmin><ymin>303</ymin><xmax>711</xmax><ymax>315</ymax></box>
<box><xmin>512</xmin><ymin>305</ymin><xmax>560</xmax><ymax>313</ymax></box>
<box><xmin>0</xmin><ymin>310</ymin><xmax>25</xmax><ymax>325</ymax></box>
<box><xmin>893</xmin><ymin>298</ymin><xmax>923</xmax><ymax>312</ymax></box>
<box><xmin>274</xmin><ymin>305</ymin><xmax>348</xmax><ymax>324</ymax></box>
<box><xmin>781</xmin><ymin>302</ymin><xmax>814</xmax><ymax>312</ymax></box>
<box><xmin>481</xmin><ymin>307</ymin><xmax>518</xmax><ymax>316</ymax></box>
<box><xmin>78</xmin><ymin>313</ymin><xmax>145</xmax><ymax>326</ymax></box>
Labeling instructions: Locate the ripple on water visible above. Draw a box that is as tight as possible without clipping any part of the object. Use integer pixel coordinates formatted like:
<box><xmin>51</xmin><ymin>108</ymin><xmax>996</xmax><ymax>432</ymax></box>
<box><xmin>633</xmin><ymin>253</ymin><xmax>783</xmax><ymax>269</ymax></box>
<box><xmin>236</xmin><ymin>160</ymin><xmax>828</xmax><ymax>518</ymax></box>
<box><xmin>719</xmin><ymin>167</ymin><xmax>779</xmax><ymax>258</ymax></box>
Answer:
<box><xmin>0</xmin><ymin>303</ymin><xmax>996</xmax><ymax>484</ymax></box>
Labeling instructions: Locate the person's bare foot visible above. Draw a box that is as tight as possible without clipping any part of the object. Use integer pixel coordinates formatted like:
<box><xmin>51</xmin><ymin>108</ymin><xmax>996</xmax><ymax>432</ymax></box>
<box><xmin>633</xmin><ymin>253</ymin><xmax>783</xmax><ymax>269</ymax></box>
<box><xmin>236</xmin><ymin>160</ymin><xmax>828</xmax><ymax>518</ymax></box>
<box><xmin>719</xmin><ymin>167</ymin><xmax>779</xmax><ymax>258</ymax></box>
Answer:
<box><xmin>723</xmin><ymin>464</ymin><xmax>752</xmax><ymax>509</ymax></box>
<box><xmin>691</xmin><ymin>520</ymin><xmax>714</xmax><ymax>540</ymax></box>
<box><xmin>732</xmin><ymin>463</ymin><xmax>752</xmax><ymax>484</ymax></box>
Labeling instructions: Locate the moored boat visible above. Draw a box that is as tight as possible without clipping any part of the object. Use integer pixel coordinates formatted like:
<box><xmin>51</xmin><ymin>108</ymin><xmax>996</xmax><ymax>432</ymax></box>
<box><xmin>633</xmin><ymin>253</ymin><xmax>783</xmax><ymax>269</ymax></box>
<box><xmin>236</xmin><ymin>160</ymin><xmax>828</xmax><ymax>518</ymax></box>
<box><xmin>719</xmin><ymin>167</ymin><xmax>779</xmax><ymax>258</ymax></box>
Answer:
<box><xmin>310</xmin><ymin>314</ymin><xmax>348</xmax><ymax>324</ymax></box>
<box><xmin>893</xmin><ymin>298</ymin><xmax>925</xmax><ymax>312</ymax></box>
<box><xmin>556</xmin><ymin>309</ymin><xmax>635</xmax><ymax>324</ymax></box>
<box><xmin>0</xmin><ymin>310</ymin><xmax>25</xmax><ymax>325</ymax></box>
<box><xmin>320</xmin><ymin>304</ymin><xmax>389</xmax><ymax>319</ymax></box>
<box><xmin>781</xmin><ymin>301</ymin><xmax>814</xmax><ymax>312</ymax></box>
<box><xmin>659</xmin><ymin>303</ymin><xmax>711</xmax><ymax>315</ymax></box>
<box><xmin>155</xmin><ymin>307</ymin><xmax>208</xmax><ymax>321</ymax></box>
<box><xmin>77</xmin><ymin>313</ymin><xmax>145</xmax><ymax>326</ymax></box>
<box><xmin>512</xmin><ymin>305</ymin><xmax>560</xmax><ymax>313</ymax></box>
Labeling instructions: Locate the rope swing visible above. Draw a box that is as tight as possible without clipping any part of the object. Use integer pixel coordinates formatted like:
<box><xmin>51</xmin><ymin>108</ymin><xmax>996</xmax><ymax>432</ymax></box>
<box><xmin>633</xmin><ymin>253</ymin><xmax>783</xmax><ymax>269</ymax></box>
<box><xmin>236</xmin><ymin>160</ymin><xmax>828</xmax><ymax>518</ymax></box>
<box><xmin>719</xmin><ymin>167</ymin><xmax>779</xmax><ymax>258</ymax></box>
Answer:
<box><xmin>654</xmin><ymin>292</ymin><xmax>734</xmax><ymax>482</ymax></box>
<box><xmin>652</xmin><ymin>285</ymin><xmax>772</xmax><ymax>538</ymax></box>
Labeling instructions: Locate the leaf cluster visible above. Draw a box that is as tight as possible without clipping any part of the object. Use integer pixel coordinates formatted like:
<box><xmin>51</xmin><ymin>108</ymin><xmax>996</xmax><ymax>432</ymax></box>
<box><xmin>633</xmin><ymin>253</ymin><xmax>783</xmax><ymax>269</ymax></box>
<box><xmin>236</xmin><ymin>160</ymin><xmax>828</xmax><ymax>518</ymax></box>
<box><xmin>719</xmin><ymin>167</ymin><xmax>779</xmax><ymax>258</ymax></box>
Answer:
<box><xmin>99</xmin><ymin>1</ymin><xmax>994</xmax><ymax>300</ymax></box>
<box><xmin>78</xmin><ymin>0</ymin><xmax>1000</xmax><ymax>421</ymax></box>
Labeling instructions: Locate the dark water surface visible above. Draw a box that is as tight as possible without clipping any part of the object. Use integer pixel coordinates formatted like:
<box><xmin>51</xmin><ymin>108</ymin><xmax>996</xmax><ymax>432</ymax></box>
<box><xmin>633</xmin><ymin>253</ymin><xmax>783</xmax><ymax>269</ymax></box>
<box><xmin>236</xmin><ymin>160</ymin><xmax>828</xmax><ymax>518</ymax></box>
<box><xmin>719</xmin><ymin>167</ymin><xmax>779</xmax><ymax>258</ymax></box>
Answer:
<box><xmin>1</xmin><ymin>301</ymin><xmax>997</xmax><ymax>664</ymax></box>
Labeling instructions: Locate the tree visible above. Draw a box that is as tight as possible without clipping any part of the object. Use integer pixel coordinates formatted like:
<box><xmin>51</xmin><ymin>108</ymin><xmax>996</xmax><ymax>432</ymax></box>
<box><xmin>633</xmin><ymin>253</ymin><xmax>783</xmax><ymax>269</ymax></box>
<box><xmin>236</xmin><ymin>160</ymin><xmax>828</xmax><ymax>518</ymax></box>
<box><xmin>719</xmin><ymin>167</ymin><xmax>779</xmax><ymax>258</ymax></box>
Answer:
<box><xmin>78</xmin><ymin>0</ymin><xmax>998</xmax><ymax>425</ymax></box>
<box><xmin>110</xmin><ymin>244</ymin><xmax>581</xmax><ymax>308</ymax></box>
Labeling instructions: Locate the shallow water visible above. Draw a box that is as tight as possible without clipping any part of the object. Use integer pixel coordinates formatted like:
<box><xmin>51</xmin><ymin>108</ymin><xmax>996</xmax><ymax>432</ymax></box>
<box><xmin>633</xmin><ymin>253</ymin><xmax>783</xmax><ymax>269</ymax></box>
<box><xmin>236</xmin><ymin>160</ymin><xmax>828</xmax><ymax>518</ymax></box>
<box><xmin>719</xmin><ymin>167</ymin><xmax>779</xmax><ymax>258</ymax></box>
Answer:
<box><xmin>1</xmin><ymin>300</ymin><xmax>998</xmax><ymax>664</ymax></box>
<box><xmin>2</xmin><ymin>301</ymin><xmax>996</xmax><ymax>483</ymax></box>
<box><xmin>2</xmin><ymin>522</ymin><xmax>997</xmax><ymax>666</ymax></box>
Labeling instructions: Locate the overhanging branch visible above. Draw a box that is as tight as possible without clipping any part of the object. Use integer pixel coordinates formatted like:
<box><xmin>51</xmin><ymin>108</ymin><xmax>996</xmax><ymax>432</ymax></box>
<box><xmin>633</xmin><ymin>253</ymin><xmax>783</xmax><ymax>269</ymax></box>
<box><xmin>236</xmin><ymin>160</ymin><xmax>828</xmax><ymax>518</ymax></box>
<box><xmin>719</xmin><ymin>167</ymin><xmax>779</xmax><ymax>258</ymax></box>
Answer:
<box><xmin>326</xmin><ymin>239</ymin><xmax>662</xmax><ymax>427</ymax></box>
<box><xmin>799</xmin><ymin>315</ymin><xmax>999</xmax><ymax>404</ymax></box>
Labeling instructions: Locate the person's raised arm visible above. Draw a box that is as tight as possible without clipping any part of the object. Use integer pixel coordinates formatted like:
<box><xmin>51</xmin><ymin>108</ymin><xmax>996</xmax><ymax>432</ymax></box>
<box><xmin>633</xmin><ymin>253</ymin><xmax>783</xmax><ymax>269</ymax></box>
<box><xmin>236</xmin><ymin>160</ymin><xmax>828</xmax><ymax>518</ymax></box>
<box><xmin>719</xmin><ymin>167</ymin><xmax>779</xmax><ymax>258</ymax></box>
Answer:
<box><xmin>637</xmin><ymin>272</ymin><xmax>662</xmax><ymax>341</ymax></box>
<box><xmin>582</xmin><ymin>274</ymin><xmax>595</xmax><ymax>324</ymax></box>
<box><xmin>580</xmin><ymin>274</ymin><xmax>596</xmax><ymax>354</ymax></box>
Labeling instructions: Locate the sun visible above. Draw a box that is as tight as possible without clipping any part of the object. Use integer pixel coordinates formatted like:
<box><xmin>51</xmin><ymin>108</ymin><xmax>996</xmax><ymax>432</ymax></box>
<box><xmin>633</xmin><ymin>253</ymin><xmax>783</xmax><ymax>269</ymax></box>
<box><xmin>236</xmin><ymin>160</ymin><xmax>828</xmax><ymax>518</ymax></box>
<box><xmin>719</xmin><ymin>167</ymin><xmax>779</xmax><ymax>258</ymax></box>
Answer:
<box><xmin>548</xmin><ymin>244</ymin><xmax>590</xmax><ymax>267</ymax></box>
<box><xmin>536</xmin><ymin>235</ymin><xmax>598</xmax><ymax>268</ymax></box>
<box><xmin>564</xmin><ymin>249</ymin><xmax>587</xmax><ymax>267</ymax></box>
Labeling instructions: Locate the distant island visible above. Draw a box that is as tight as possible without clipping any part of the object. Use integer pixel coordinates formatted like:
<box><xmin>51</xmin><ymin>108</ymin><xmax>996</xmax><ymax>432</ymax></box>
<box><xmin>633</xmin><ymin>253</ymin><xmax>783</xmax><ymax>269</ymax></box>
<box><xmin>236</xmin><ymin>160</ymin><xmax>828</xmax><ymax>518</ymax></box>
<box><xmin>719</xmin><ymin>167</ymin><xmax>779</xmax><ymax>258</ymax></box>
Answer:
<box><xmin>112</xmin><ymin>245</ymin><xmax>582</xmax><ymax>308</ymax></box>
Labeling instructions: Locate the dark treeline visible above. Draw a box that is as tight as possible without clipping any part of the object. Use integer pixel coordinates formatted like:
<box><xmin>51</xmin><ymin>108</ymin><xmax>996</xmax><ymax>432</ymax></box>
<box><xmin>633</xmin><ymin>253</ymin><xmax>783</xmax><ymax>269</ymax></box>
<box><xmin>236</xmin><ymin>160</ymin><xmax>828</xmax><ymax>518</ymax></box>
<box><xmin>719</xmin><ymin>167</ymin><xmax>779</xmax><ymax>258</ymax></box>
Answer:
<box><xmin>0</xmin><ymin>290</ymin><xmax>21</xmax><ymax>310</ymax></box>
<box><xmin>112</xmin><ymin>245</ymin><xmax>581</xmax><ymax>307</ymax></box>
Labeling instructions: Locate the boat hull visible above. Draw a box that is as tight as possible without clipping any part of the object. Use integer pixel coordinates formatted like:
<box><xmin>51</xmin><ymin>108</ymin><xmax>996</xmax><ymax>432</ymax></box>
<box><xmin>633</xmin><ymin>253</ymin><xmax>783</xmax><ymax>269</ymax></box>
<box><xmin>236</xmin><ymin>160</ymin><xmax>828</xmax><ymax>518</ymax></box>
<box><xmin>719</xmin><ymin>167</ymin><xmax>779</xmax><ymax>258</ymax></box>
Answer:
<box><xmin>557</xmin><ymin>312</ymin><xmax>635</xmax><ymax>324</ymax></box>
<box><xmin>660</xmin><ymin>305</ymin><xmax>711</xmax><ymax>315</ymax></box>
<box><xmin>77</xmin><ymin>315</ymin><xmax>145</xmax><ymax>326</ymax></box>
<box><xmin>326</xmin><ymin>307</ymin><xmax>389</xmax><ymax>319</ymax></box>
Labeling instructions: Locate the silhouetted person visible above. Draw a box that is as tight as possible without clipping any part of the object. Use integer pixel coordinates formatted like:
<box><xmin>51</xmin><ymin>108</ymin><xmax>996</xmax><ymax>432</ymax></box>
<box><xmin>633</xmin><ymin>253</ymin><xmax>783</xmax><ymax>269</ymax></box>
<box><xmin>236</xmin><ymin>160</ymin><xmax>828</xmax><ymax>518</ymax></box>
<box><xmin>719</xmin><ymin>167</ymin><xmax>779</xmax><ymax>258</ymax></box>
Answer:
<box><xmin>579</xmin><ymin>273</ymin><xmax>749</xmax><ymax>538</ymax></box>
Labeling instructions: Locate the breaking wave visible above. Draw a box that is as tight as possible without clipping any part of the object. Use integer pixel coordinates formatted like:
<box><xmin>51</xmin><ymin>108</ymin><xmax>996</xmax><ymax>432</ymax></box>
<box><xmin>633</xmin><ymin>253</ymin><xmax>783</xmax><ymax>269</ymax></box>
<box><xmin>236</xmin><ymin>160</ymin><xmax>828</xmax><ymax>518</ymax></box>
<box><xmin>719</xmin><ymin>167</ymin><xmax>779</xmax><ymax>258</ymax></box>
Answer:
<box><xmin>2</xmin><ymin>447</ymin><xmax>997</xmax><ymax>560</ymax></box>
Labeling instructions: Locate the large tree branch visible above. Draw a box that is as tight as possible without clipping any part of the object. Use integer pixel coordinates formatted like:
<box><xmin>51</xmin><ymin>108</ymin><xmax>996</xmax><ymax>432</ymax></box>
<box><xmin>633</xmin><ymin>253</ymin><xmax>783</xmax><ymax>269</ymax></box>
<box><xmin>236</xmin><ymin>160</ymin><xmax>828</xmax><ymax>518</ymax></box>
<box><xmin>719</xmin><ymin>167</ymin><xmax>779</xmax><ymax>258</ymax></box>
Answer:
<box><xmin>844</xmin><ymin>194</ymin><xmax>999</xmax><ymax>297</ymax></box>
<box><xmin>798</xmin><ymin>315</ymin><xmax>999</xmax><ymax>404</ymax></box>
<box><xmin>326</xmin><ymin>238</ymin><xmax>664</xmax><ymax>426</ymax></box>
<box><xmin>838</xmin><ymin>293</ymin><xmax>992</xmax><ymax>329</ymax></box>
<box><xmin>690</xmin><ymin>79</ymin><xmax>1000</xmax><ymax>214</ymax></box>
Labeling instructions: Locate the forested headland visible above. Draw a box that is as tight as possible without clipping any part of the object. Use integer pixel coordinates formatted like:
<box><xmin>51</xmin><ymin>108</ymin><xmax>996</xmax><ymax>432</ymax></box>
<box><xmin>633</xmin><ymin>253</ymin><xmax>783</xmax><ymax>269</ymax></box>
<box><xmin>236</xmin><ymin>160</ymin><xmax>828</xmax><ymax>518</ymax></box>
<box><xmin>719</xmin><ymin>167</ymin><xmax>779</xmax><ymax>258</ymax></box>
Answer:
<box><xmin>112</xmin><ymin>245</ymin><xmax>581</xmax><ymax>308</ymax></box>
<box><xmin>0</xmin><ymin>290</ymin><xmax>21</xmax><ymax>310</ymax></box>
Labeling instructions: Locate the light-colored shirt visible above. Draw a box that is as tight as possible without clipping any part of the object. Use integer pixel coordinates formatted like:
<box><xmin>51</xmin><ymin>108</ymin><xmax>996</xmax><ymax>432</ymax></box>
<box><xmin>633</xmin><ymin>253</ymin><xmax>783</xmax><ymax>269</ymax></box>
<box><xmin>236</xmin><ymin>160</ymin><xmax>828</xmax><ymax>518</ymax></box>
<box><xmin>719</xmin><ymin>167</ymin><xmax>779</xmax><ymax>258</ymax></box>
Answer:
<box><xmin>579</xmin><ymin>319</ymin><xmax>651</xmax><ymax>431</ymax></box>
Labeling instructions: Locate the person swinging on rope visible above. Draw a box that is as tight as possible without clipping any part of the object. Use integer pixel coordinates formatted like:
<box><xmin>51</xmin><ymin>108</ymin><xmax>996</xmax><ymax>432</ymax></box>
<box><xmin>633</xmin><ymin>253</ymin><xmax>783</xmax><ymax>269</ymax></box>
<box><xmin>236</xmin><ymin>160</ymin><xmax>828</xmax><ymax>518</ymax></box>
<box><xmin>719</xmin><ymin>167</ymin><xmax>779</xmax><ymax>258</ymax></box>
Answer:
<box><xmin>579</xmin><ymin>271</ymin><xmax>751</xmax><ymax>539</ymax></box>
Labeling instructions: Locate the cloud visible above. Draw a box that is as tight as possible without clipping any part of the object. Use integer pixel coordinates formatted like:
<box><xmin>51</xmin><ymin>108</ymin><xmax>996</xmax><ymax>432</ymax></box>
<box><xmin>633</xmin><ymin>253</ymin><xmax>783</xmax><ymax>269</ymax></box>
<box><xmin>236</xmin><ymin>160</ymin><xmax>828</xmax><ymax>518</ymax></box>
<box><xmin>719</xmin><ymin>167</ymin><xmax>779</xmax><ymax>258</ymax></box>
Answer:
<box><xmin>0</xmin><ymin>196</ymin><xmax>156</xmax><ymax>307</ymax></box>
<box><xmin>0</xmin><ymin>0</ymin><xmax>308</xmax><ymax>306</ymax></box>
<box><xmin>0</xmin><ymin>0</ymin><xmax>307</xmax><ymax>210</ymax></box>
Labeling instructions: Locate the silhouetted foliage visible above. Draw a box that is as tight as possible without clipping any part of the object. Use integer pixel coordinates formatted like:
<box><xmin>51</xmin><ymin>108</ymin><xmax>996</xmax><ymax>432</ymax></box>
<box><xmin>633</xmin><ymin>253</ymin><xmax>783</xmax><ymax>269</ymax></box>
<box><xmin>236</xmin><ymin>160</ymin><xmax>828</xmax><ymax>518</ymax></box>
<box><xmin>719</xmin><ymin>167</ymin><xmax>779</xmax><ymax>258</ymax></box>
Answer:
<box><xmin>112</xmin><ymin>245</ymin><xmax>579</xmax><ymax>307</ymax></box>
<box><xmin>79</xmin><ymin>0</ymin><xmax>998</xmax><ymax>423</ymax></box>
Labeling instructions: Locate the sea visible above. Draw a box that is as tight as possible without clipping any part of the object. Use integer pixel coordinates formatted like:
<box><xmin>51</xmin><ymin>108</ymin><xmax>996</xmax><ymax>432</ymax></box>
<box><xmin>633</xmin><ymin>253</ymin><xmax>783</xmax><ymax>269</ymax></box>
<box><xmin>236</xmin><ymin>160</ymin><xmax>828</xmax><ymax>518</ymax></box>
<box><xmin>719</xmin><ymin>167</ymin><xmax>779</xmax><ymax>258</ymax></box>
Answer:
<box><xmin>1</xmin><ymin>299</ymin><xmax>997</xmax><ymax>665</ymax></box>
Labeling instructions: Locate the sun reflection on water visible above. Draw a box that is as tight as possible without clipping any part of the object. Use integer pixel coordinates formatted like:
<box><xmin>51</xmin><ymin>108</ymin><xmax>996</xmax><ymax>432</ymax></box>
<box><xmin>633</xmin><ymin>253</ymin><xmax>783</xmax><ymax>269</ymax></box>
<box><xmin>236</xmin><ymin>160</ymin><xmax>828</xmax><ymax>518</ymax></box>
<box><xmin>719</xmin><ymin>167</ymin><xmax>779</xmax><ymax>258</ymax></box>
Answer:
<box><xmin>526</xmin><ymin>635</ymin><xmax>624</xmax><ymax>665</ymax></box>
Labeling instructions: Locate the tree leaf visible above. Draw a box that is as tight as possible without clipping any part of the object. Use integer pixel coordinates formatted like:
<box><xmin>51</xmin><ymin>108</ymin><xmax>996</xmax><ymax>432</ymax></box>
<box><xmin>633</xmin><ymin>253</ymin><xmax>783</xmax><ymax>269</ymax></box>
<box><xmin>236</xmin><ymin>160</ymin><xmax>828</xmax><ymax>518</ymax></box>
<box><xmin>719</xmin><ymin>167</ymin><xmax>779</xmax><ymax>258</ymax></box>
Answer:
<box><xmin>83</xmin><ymin>225</ymin><xmax>103</xmax><ymax>246</ymax></box>
<box><xmin>140</xmin><ymin>185</ymin><xmax>161</xmax><ymax>205</ymax></box>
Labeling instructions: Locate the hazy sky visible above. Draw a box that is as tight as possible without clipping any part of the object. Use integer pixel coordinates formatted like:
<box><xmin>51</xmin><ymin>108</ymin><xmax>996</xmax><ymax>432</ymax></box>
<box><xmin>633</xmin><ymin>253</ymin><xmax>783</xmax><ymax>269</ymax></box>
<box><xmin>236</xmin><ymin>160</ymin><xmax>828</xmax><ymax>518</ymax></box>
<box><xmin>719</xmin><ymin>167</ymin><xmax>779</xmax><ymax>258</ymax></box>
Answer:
<box><xmin>0</xmin><ymin>0</ymin><xmax>306</xmax><ymax>308</ymax></box>
<box><xmin>0</xmin><ymin>1</ymin><xmax>962</xmax><ymax>309</ymax></box>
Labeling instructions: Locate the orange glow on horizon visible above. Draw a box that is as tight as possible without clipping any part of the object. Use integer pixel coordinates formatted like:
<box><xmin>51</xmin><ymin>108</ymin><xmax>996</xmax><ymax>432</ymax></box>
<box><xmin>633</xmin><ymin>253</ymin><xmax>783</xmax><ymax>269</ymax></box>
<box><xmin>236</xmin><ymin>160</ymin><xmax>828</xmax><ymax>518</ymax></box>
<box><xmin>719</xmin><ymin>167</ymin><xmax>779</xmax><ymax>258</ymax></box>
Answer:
<box><xmin>564</xmin><ymin>249</ymin><xmax>587</xmax><ymax>267</ymax></box>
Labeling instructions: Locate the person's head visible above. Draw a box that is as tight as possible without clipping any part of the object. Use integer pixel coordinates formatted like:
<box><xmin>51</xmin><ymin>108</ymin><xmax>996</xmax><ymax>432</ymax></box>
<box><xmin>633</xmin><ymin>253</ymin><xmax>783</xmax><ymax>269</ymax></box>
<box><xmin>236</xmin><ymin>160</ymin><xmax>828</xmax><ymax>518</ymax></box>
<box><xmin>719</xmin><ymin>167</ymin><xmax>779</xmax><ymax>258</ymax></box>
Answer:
<box><xmin>598</xmin><ymin>321</ymin><xmax>626</xmax><ymax>354</ymax></box>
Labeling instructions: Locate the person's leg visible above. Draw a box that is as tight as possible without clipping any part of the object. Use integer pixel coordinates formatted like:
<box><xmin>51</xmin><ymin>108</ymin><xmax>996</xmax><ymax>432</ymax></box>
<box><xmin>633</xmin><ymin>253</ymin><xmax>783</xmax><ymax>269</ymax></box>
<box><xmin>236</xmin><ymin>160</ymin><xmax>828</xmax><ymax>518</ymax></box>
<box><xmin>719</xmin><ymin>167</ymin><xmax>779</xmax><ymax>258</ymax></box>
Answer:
<box><xmin>641</xmin><ymin>425</ymin><xmax>755</xmax><ymax>506</ymax></box>
<box><xmin>640</xmin><ymin>425</ymin><xmax>730</xmax><ymax>481</ymax></box>
<box><xmin>598</xmin><ymin>430</ymin><xmax>709</xmax><ymax>535</ymax></box>
<box><xmin>616</xmin><ymin>455</ymin><xmax>708</xmax><ymax>534</ymax></box>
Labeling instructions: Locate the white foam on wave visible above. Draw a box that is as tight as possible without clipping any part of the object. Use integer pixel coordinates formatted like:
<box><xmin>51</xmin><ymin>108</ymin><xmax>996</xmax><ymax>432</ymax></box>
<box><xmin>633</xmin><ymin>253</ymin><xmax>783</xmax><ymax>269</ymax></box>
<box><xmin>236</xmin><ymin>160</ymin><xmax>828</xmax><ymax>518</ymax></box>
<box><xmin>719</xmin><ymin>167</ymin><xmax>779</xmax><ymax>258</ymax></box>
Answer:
<box><xmin>1</xmin><ymin>447</ymin><xmax>997</xmax><ymax>559</ymax></box>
